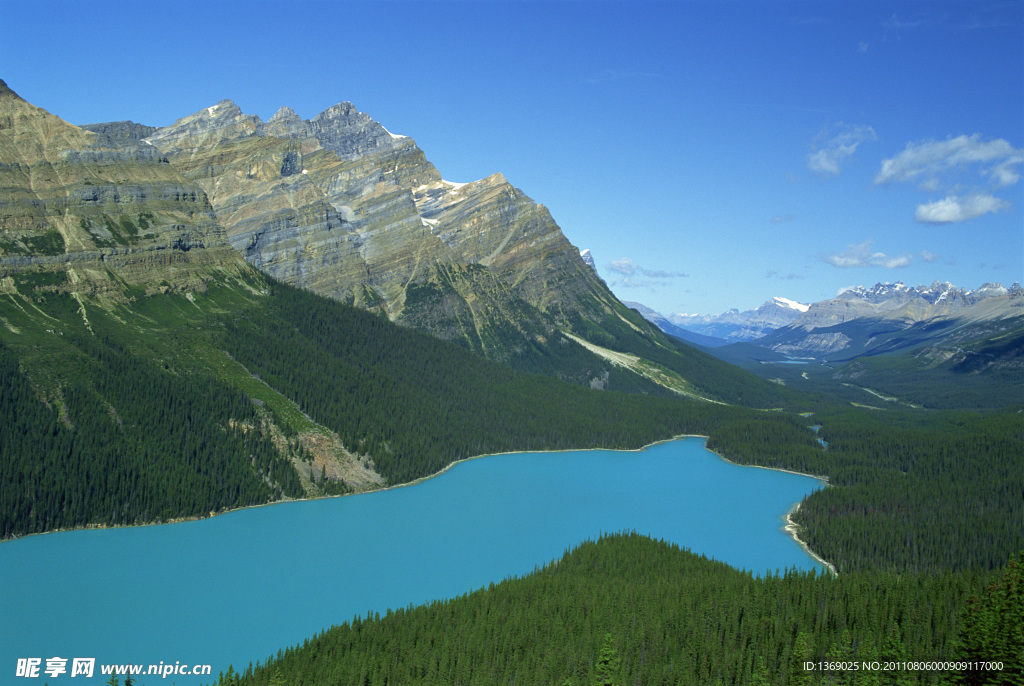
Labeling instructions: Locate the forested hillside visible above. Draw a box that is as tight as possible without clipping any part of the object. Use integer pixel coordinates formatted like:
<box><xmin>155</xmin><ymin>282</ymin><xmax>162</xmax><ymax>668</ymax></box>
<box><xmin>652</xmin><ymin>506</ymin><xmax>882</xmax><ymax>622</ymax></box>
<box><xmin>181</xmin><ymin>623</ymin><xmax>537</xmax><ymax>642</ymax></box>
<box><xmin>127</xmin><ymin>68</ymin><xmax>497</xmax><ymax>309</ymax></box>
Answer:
<box><xmin>212</xmin><ymin>534</ymin><xmax>1019</xmax><ymax>686</ymax></box>
<box><xmin>0</xmin><ymin>272</ymin><xmax>804</xmax><ymax>539</ymax></box>
<box><xmin>4</xmin><ymin>274</ymin><xmax>1020</xmax><ymax>581</ymax></box>
<box><xmin>708</xmin><ymin>408</ymin><xmax>1024</xmax><ymax>574</ymax></box>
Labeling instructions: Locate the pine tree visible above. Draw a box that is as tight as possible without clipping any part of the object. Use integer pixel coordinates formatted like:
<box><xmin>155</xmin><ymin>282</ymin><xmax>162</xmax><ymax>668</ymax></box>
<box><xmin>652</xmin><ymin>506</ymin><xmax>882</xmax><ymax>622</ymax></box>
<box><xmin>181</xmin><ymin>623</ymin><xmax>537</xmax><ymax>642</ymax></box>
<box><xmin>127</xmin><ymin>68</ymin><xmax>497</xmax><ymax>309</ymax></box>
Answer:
<box><xmin>950</xmin><ymin>554</ymin><xmax>1024</xmax><ymax>685</ymax></box>
<box><xmin>750</xmin><ymin>655</ymin><xmax>772</xmax><ymax>686</ymax></box>
<box><xmin>790</xmin><ymin>631</ymin><xmax>814</xmax><ymax>686</ymax></box>
<box><xmin>594</xmin><ymin>633</ymin><xmax>621</xmax><ymax>686</ymax></box>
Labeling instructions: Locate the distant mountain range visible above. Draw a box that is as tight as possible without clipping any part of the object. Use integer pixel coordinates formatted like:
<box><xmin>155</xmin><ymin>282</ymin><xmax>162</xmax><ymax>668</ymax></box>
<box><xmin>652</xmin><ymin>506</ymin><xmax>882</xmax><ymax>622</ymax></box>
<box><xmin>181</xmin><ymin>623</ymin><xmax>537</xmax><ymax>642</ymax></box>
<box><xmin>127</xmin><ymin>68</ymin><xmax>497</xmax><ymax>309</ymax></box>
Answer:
<box><xmin>632</xmin><ymin>280</ymin><xmax>1023</xmax><ymax>409</ymax></box>
<box><xmin>637</xmin><ymin>280</ymin><xmax>1020</xmax><ymax>351</ymax></box>
<box><xmin>658</xmin><ymin>296</ymin><xmax>811</xmax><ymax>344</ymax></box>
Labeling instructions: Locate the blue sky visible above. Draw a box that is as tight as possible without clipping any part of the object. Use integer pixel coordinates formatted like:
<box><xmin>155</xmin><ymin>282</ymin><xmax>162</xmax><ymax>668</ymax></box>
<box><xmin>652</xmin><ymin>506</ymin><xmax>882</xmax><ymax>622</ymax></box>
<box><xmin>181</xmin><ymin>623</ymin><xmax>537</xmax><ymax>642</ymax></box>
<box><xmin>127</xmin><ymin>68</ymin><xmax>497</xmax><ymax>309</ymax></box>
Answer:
<box><xmin>2</xmin><ymin>0</ymin><xmax>1022</xmax><ymax>314</ymax></box>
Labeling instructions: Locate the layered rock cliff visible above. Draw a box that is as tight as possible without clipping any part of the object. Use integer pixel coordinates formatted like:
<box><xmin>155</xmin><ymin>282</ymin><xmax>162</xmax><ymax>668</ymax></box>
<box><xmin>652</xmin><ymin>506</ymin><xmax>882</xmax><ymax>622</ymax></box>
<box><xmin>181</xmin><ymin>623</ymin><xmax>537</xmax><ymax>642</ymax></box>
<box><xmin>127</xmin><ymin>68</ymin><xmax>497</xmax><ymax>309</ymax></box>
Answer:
<box><xmin>140</xmin><ymin>98</ymin><xmax>637</xmax><ymax>362</ymax></box>
<box><xmin>1</xmin><ymin>81</ymin><xmax>693</xmax><ymax>394</ymax></box>
<box><xmin>0</xmin><ymin>79</ymin><xmax>246</xmax><ymax>297</ymax></box>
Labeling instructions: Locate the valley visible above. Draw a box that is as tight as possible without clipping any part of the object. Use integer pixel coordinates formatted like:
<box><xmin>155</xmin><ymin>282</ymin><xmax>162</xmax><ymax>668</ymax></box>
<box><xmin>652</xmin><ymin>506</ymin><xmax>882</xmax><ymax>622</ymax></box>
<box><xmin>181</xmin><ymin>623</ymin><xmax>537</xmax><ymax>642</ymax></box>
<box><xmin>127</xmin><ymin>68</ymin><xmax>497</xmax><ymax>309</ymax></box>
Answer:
<box><xmin>1</xmin><ymin>77</ymin><xmax>1021</xmax><ymax>685</ymax></box>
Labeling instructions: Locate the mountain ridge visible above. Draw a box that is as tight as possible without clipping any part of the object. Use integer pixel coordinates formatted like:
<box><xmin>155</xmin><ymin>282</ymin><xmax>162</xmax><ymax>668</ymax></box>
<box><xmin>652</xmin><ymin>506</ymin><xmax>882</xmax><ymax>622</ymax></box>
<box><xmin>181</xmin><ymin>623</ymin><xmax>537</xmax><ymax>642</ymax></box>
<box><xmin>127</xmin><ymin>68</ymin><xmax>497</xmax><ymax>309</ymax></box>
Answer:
<box><xmin>0</xmin><ymin>81</ymin><xmax>249</xmax><ymax>299</ymax></box>
<box><xmin>642</xmin><ymin>280</ymin><xmax>1020</xmax><ymax>348</ymax></box>
<box><xmin>132</xmin><ymin>96</ymin><xmax>657</xmax><ymax>380</ymax></box>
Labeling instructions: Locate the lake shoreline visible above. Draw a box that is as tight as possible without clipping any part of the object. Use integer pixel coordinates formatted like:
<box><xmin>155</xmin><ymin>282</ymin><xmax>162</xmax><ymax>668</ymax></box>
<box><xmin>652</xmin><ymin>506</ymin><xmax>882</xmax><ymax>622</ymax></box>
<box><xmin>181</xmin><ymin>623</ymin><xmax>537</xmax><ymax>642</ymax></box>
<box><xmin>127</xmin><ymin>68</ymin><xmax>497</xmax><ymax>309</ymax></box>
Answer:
<box><xmin>1</xmin><ymin>434</ymin><xmax>837</xmax><ymax>577</ymax></box>
<box><xmin>784</xmin><ymin>503</ymin><xmax>838</xmax><ymax>577</ymax></box>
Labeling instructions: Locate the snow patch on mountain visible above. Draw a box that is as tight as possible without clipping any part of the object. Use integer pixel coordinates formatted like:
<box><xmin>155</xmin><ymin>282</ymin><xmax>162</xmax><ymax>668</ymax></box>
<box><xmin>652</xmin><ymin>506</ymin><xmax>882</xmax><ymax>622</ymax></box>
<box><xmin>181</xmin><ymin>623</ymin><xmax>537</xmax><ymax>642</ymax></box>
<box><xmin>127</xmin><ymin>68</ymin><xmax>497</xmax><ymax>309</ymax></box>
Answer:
<box><xmin>772</xmin><ymin>296</ymin><xmax>810</xmax><ymax>312</ymax></box>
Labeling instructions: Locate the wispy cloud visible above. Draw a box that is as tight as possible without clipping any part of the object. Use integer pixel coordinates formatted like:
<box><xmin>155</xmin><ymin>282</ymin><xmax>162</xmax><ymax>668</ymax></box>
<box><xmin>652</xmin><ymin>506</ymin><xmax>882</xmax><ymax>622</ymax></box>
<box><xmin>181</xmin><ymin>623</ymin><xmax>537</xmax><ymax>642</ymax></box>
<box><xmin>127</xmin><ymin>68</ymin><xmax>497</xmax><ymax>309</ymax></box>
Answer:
<box><xmin>915</xmin><ymin>194</ymin><xmax>1010</xmax><ymax>224</ymax></box>
<box><xmin>807</xmin><ymin>123</ymin><xmax>877</xmax><ymax>176</ymax></box>
<box><xmin>875</xmin><ymin>134</ymin><xmax>1023</xmax><ymax>188</ymax></box>
<box><xmin>766</xmin><ymin>270</ymin><xmax>804</xmax><ymax>281</ymax></box>
<box><xmin>770</xmin><ymin>213</ymin><xmax>795</xmax><ymax>224</ymax></box>
<box><xmin>821</xmin><ymin>240</ymin><xmax>915</xmax><ymax>269</ymax></box>
<box><xmin>607</xmin><ymin>257</ymin><xmax>688</xmax><ymax>288</ymax></box>
<box><xmin>875</xmin><ymin>134</ymin><xmax>1023</xmax><ymax>223</ymax></box>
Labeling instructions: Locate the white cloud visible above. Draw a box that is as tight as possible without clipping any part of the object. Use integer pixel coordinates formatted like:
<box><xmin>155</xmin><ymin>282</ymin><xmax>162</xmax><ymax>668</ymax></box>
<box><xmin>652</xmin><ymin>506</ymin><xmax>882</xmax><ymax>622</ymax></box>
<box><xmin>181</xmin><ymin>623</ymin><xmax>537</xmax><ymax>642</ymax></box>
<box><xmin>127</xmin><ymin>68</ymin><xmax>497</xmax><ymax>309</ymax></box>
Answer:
<box><xmin>875</xmin><ymin>134</ymin><xmax>1023</xmax><ymax>188</ymax></box>
<box><xmin>914</xmin><ymin>194</ymin><xmax>1009</xmax><ymax>223</ymax></box>
<box><xmin>807</xmin><ymin>123</ymin><xmax>877</xmax><ymax>176</ymax></box>
<box><xmin>876</xmin><ymin>134</ymin><xmax>1022</xmax><ymax>224</ymax></box>
<box><xmin>822</xmin><ymin>240</ymin><xmax>914</xmax><ymax>269</ymax></box>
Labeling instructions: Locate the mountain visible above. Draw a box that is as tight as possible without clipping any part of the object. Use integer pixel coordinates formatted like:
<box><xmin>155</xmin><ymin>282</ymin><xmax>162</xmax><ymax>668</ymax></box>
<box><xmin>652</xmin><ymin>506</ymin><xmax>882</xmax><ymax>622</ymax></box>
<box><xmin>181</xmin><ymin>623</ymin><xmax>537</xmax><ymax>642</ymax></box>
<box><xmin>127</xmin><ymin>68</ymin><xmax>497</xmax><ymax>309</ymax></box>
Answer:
<box><xmin>632</xmin><ymin>281</ymin><xmax>1023</xmax><ymax>409</ymax></box>
<box><xmin>647</xmin><ymin>296</ymin><xmax>810</xmax><ymax>343</ymax></box>
<box><xmin>76</xmin><ymin>94</ymin><xmax>804</xmax><ymax>401</ymax></box>
<box><xmin>2</xmin><ymin>79</ymin><xmax>807</xmax><ymax>539</ymax></box>
<box><xmin>623</xmin><ymin>301</ymin><xmax>730</xmax><ymax>347</ymax></box>
<box><xmin>777</xmin><ymin>281</ymin><xmax>1009</xmax><ymax>335</ymax></box>
<box><xmin>760</xmin><ymin>281</ymin><xmax>1021</xmax><ymax>358</ymax></box>
<box><xmin>130</xmin><ymin>99</ymin><xmax>659</xmax><ymax>380</ymax></box>
<box><xmin>0</xmin><ymin>79</ymin><xmax>247</xmax><ymax>296</ymax></box>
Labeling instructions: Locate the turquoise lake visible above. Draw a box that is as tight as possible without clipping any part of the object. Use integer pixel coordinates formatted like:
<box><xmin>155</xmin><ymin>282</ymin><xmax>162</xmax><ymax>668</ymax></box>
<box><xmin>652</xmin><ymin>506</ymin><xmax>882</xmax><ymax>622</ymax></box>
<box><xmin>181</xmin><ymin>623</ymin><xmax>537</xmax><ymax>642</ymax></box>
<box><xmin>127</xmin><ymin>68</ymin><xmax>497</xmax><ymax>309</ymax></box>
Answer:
<box><xmin>1</xmin><ymin>437</ymin><xmax>826</xmax><ymax>684</ymax></box>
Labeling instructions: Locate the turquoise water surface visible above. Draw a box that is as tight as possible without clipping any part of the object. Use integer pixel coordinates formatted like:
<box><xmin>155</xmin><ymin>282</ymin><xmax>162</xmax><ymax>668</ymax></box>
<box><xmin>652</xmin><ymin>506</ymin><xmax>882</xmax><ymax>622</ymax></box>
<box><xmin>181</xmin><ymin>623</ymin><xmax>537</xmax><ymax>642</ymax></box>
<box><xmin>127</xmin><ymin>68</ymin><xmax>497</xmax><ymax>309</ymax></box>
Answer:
<box><xmin>1</xmin><ymin>437</ymin><xmax>825</xmax><ymax>684</ymax></box>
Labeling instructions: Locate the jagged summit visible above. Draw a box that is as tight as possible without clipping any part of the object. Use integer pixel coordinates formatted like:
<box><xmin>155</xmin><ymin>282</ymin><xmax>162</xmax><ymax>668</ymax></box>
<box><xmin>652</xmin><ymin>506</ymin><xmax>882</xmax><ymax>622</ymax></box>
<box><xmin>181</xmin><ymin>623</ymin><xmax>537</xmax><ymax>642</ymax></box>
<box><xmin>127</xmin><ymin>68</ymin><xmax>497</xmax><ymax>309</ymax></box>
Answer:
<box><xmin>0</xmin><ymin>78</ymin><xmax>20</xmax><ymax>99</ymax></box>
<box><xmin>580</xmin><ymin>249</ymin><xmax>596</xmax><ymax>271</ymax></box>
<box><xmin>127</xmin><ymin>95</ymin><xmax>636</xmax><ymax>366</ymax></box>
<box><xmin>269</xmin><ymin>105</ymin><xmax>300</xmax><ymax>122</ymax></box>
<box><xmin>0</xmin><ymin>82</ymin><xmax>246</xmax><ymax>296</ymax></box>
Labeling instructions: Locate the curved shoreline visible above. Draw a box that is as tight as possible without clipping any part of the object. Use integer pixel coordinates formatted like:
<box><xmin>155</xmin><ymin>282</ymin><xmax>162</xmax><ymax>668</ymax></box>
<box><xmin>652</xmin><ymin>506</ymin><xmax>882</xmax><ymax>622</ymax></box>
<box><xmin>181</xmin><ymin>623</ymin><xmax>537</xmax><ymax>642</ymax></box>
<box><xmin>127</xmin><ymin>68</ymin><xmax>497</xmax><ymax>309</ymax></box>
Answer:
<box><xmin>785</xmin><ymin>503</ymin><xmax>838</xmax><ymax>577</ymax></box>
<box><xmin>1</xmin><ymin>433</ymin><xmax>837</xmax><ymax>576</ymax></box>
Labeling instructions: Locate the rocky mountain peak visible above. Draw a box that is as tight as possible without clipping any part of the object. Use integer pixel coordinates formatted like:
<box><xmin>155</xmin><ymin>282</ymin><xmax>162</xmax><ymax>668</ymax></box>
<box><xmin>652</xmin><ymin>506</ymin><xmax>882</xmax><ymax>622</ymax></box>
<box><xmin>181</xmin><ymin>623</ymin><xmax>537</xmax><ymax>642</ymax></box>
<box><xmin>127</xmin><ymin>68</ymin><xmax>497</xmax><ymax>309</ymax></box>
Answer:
<box><xmin>206</xmin><ymin>99</ymin><xmax>242</xmax><ymax>118</ymax></box>
<box><xmin>971</xmin><ymin>282</ymin><xmax>1008</xmax><ymax>298</ymax></box>
<box><xmin>580</xmin><ymin>249</ymin><xmax>596</xmax><ymax>271</ymax></box>
<box><xmin>142</xmin><ymin>99</ymin><xmax>266</xmax><ymax>157</ymax></box>
<box><xmin>304</xmin><ymin>101</ymin><xmax>406</xmax><ymax>160</ymax></box>
<box><xmin>263</xmin><ymin>106</ymin><xmax>306</xmax><ymax>139</ymax></box>
<box><xmin>269</xmin><ymin>105</ymin><xmax>300</xmax><ymax>123</ymax></box>
<box><xmin>0</xmin><ymin>78</ymin><xmax>21</xmax><ymax>100</ymax></box>
<box><xmin>0</xmin><ymin>87</ymin><xmax>243</xmax><ymax>296</ymax></box>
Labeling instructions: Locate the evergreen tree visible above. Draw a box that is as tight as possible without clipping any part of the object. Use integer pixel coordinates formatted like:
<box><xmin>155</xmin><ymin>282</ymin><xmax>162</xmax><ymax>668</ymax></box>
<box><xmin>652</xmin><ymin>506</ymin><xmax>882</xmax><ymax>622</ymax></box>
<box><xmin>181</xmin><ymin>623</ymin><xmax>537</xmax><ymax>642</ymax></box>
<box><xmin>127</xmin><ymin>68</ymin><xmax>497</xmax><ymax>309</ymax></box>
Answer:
<box><xmin>594</xmin><ymin>633</ymin><xmax>621</xmax><ymax>686</ymax></box>
<box><xmin>790</xmin><ymin>632</ymin><xmax>815</xmax><ymax>686</ymax></box>
<box><xmin>751</xmin><ymin>656</ymin><xmax>772</xmax><ymax>686</ymax></box>
<box><xmin>950</xmin><ymin>554</ymin><xmax>1024</xmax><ymax>685</ymax></box>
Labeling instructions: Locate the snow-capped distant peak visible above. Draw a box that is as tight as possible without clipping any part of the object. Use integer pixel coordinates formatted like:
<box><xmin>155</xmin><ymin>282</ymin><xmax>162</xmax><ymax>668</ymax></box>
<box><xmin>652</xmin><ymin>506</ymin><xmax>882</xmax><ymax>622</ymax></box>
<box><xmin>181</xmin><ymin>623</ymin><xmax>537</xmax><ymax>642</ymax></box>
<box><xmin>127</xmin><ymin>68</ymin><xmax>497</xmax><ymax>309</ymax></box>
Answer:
<box><xmin>580</xmin><ymin>249</ymin><xmax>597</xmax><ymax>271</ymax></box>
<box><xmin>971</xmin><ymin>283</ymin><xmax>1008</xmax><ymax>297</ymax></box>
<box><xmin>771</xmin><ymin>296</ymin><xmax>809</xmax><ymax>312</ymax></box>
<box><xmin>382</xmin><ymin>126</ymin><xmax>407</xmax><ymax>140</ymax></box>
